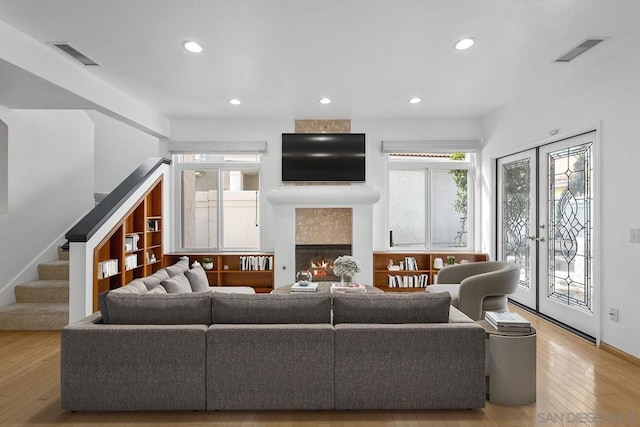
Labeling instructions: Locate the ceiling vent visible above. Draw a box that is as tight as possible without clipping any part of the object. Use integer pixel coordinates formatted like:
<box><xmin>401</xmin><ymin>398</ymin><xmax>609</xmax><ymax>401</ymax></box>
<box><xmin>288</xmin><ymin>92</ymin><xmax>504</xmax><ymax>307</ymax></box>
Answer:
<box><xmin>50</xmin><ymin>43</ymin><xmax>99</xmax><ymax>66</ymax></box>
<box><xmin>555</xmin><ymin>38</ymin><xmax>607</xmax><ymax>62</ymax></box>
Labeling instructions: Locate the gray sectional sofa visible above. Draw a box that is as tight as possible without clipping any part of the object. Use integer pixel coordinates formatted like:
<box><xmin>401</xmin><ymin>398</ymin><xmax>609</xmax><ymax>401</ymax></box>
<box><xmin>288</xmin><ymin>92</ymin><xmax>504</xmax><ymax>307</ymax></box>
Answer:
<box><xmin>61</xmin><ymin>262</ymin><xmax>486</xmax><ymax>411</ymax></box>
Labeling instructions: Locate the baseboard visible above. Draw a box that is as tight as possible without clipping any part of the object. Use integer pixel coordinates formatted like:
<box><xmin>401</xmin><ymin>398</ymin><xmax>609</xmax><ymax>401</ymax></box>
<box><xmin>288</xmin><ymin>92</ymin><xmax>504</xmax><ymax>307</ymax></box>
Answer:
<box><xmin>600</xmin><ymin>341</ymin><xmax>640</xmax><ymax>368</ymax></box>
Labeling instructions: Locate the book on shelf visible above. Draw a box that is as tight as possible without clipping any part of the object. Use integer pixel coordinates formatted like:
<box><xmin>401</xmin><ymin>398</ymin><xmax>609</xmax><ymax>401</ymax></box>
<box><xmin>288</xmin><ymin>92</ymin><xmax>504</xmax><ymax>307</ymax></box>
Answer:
<box><xmin>331</xmin><ymin>283</ymin><xmax>367</xmax><ymax>293</ymax></box>
<box><xmin>125</xmin><ymin>254</ymin><xmax>138</xmax><ymax>271</ymax></box>
<box><xmin>290</xmin><ymin>282</ymin><xmax>318</xmax><ymax>292</ymax></box>
<box><xmin>386</xmin><ymin>274</ymin><xmax>428</xmax><ymax>288</ymax></box>
<box><xmin>239</xmin><ymin>255</ymin><xmax>273</xmax><ymax>271</ymax></box>
<box><xmin>404</xmin><ymin>256</ymin><xmax>419</xmax><ymax>270</ymax></box>
<box><xmin>97</xmin><ymin>259</ymin><xmax>118</xmax><ymax>279</ymax></box>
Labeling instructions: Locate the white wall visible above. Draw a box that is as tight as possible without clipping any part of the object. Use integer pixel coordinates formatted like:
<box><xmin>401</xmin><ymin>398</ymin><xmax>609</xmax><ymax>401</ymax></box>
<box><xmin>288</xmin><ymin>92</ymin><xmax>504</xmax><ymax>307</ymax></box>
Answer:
<box><xmin>350</xmin><ymin>119</ymin><xmax>483</xmax><ymax>251</ymax></box>
<box><xmin>480</xmin><ymin>30</ymin><xmax>640</xmax><ymax>358</ymax></box>
<box><xmin>89</xmin><ymin>111</ymin><xmax>161</xmax><ymax>195</ymax></box>
<box><xmin>169</xmin><ymin>118</ymin><xmax>483</xmax><ymax>284</ymax></box>
<box><xmin>0</xmin><ymin>108</ymin><xmax>94</xmax><ymax>306</ymax></box>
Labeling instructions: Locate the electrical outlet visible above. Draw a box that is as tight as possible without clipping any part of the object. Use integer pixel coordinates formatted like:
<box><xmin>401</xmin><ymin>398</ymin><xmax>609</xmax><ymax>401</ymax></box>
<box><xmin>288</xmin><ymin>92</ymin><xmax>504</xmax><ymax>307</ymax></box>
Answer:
<box><xmin>630</xmin><ymin>228</ymin><xmax>640</xmax><ymax>243</ymax></box>
<box><xmin>609</xmin><ymin>307</ymin><xmax>619</xmax><ymax>322</ymax></box>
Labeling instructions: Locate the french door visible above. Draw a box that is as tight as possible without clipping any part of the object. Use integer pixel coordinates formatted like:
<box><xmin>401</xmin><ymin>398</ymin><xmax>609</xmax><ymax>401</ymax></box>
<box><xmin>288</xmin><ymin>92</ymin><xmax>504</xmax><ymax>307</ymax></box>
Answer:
<box><xmin>497</xmin><ymin>132</ymin><xmax>596</xmax><ymax>338</ymax></box>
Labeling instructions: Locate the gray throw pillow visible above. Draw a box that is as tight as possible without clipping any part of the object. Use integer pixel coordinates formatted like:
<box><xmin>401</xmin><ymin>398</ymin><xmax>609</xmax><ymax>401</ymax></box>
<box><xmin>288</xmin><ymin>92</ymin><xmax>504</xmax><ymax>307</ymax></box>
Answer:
<box><xmin>165</xmin><ymin>257</ymin><xmax>190</xmax><ymax>277</ymax></box>
<box><xmin>161</xmin><ymin>274</ymin><xmax>192</xmax><ymax>293</ymax></box>
<box><xmin>110</xmin><ymin>279</ymin><xmax>148</xmax><ymax>294</ymax></box>
<box><xmin>140</xmin><ymin>268</ymin><xmax>170</xmax><ymax>290</ymax></box>
<box><xmin>212</xmin><ymin>293</ymin><xmax>331</xmax><ymax>324</ymax></box>
<box><xmin>332</xmin><ymin>292</ymin><xmax>451</xmax><ymax>324</ymax></box>
<box><xmin>184</xmin><ymin>265</ymin><xmax>210</xmax><ymax>292</ymax></box>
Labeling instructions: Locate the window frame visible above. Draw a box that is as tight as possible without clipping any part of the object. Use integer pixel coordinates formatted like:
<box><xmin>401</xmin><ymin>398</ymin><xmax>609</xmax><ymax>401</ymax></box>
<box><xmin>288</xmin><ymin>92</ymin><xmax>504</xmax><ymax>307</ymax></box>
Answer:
<box><xmin>386</xmin><ymin>154</ymin><xmax>475</xmax><ymax>251</ymax></box>
<box><xmin>173</xmin><ymin>154</ymin><xmax>262</xmax><ymax>252</ymax></box>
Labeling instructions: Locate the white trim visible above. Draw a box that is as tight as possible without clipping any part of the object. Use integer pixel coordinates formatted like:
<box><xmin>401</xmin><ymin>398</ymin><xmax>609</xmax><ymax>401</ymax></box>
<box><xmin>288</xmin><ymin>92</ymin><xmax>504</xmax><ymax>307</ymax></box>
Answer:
<box><xmin>267</xmin><ymin>185</ymin><xmax>380</xmax><ymax>206</ymax></box>
<box><xmin>168</xmin><ymin>140</ymin><xmax>267</xmax><ymax>153</ymax></box>
<box><xmin>381</xmin><ymin>139</ymin><xmax>481</xmax><ymax>153</ymax></box>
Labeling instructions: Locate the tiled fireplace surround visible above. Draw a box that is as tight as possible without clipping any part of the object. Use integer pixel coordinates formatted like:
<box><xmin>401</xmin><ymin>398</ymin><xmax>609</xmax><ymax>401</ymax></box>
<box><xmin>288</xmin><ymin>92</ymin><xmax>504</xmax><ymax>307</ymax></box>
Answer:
<box><xmin>267</xmin><ymin>185</ymin><xmax>380</xmax><ymax>287</ymax></box>
<box><xmin>295</xmin><ymin>208</ymin><xmax>352</xmax><ymax>282</ymax></box>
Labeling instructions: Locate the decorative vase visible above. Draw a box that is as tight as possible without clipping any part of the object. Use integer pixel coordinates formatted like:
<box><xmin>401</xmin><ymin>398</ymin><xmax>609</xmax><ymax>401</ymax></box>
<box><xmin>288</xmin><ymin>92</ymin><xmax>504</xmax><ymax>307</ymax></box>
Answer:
<box><xmin>203</xmin><ymin>262</ymin><xmax>214</xmax><ymax>270</ymax></box>
<box><xmin>340</xmin><ymin>273</ymin><xmax>353</xmax><ymax>286</ymax></box>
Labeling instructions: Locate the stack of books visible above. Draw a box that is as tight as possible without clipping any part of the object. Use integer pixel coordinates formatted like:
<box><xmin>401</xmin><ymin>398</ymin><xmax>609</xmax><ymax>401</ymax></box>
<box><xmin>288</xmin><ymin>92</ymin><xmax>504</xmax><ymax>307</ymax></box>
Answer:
<box><xmin>331</xmin><ymin>283</ymin><xmax>367</xmax><ymax>293</ymax></box>
<box><xmin>290</xmin><ymin>282</ymin><xmax>318</xmax><ymax>292</ymax></box>
<box><xmin>485</xmin><ymin>311</ymin><xmax>532</xmax><ymax>333</ymax></box>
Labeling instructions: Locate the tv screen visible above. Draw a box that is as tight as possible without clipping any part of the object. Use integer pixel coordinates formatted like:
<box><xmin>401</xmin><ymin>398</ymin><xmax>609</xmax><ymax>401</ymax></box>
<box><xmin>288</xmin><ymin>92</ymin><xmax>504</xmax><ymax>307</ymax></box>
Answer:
<box><xmin>282</xmin><ymin>133</ymin><xmax>366</xmax><ymax>182</ymax></box>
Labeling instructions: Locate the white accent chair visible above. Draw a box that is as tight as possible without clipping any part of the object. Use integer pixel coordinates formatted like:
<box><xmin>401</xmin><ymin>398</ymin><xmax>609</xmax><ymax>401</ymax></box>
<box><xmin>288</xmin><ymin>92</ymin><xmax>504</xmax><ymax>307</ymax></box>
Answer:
<box><xmin>426</xmin><ymin>261</ymin><xmax>520</xmax><ymax>321</ymax></box>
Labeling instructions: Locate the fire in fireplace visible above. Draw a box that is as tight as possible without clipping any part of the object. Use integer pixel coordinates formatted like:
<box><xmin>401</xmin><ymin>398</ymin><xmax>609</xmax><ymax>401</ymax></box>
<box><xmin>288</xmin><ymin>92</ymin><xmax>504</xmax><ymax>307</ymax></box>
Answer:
<box><xmin>295</xmin><ymin>244</ymin><xmax>351</xmax><ymax>282</ymax></box>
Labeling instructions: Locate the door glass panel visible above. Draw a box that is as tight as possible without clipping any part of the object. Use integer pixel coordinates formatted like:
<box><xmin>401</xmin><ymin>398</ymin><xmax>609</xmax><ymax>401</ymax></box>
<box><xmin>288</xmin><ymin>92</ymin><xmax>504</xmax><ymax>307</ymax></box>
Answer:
<box><xmin>389</xmin><ymin>170</ymin><xmax>426</xmax><ymax>247</ymax></box>
<box><xmin>181</xmin><ymin>170</ymin><xmax>218</xmax><ymax>249</ymax></box>
<box><xmin>547</xmin><ymin>143</ymin><xmax>592</xmax><ymax>311</ymax></box>
<box><xmin>222</xmin><ymin>170</ymin><xmax>260</xmax><ymax>249</ymax></box>
<box><xmin>431</xmin><ymin>169</ymin><xmax>468</xmax><ymax>248</ymax></box>
<box><xmin>501</xmin><ymin>159</ymin><xmax>532</xmax><ymax>288</ymax></box>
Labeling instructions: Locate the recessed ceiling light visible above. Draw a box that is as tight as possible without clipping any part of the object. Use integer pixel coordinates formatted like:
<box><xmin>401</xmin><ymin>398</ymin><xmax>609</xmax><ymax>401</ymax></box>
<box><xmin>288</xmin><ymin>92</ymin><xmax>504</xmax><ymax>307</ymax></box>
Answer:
<box><xmin>454</xmin><ymin>37</ymin><xmax>475</xmax><ymax>50</ymax></box>
<box><xmin>182</xmin><ymin>40</ymin><xmax>203</xmax><ymax>53</ymax></box>
<box><xmin>409</xmin><ymin>97</ymin><xmax>422</xmax><ymax>104</ymax></box>
<box><xmin>319</xmin><ymin>98</ymin><xmax>331</xmax><ymax>104</ymax></box>
<box><xmin>229</xmin><ymin>98</ymin><xmax>241</xmax><ymax>105</ymax></box>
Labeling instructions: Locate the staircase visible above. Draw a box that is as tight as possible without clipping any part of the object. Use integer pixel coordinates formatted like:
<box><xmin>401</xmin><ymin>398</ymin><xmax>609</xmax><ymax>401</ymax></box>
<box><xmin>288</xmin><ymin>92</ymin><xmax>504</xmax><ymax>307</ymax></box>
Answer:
<box><xmin>0</xmin><ymin>247</ymin><xmax>69</xmax><ymax>330</ymax></box>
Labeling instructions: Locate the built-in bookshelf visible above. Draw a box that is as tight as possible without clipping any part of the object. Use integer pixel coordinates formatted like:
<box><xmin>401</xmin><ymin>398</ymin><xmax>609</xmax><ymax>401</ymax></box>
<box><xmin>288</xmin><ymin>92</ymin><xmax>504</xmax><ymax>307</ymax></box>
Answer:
<box><xmin>373</xmin><ymin>251</ymin><xmax>489</xmax><ymax>292</ymax></box>
<box><xmin>92</xmin><ymin>177</ymin><xmax>163</xmax><ymax>311</ymax></box>
<box><xmin>163</xmin><ymin>253</ymin><xmax>275</xmax><ymax>293</ymax></box>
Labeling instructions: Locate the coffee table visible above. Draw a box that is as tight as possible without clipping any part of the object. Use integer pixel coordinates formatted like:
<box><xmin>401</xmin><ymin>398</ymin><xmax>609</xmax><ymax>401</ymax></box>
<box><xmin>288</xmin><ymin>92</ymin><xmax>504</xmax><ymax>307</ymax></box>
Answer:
<box><xmin>271</xmin><ymin>282</ymin><xmax>383</xmax><ymax>294</ymax></box>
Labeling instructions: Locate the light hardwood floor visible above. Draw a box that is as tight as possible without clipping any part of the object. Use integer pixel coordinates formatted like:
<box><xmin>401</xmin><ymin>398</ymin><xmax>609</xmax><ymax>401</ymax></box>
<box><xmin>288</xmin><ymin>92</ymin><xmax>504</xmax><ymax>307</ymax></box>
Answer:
<box><xmin>1</xmin><ymin>305</ymin><xmax>639</xmax><ymax>427</ymax></box>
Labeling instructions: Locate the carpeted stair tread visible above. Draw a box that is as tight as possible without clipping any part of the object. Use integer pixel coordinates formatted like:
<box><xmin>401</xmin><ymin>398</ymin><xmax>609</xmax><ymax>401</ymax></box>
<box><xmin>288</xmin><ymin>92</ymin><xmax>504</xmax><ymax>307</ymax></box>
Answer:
<box><xmin>14</xmin><ymin>280</ymin><xmax>69</xmax><ymax>303</ymax></box>
<box><xmin>0</xmin><ymin>303</ymin><xmax>68</xmax><ymax>330</ymax></box>
<box><xmin>37</xmin><ymin>260</ymin><xmax>70</xmax><ymax>280</ymax></box>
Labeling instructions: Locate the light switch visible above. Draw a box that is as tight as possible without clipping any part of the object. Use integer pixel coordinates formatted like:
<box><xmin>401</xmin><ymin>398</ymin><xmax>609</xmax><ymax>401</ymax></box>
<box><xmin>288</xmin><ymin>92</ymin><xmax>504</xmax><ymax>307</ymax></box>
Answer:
<box><xmin>631</xmin><ymin>228</ymin><xmax>640</xmax><ymax>243</ymax></box>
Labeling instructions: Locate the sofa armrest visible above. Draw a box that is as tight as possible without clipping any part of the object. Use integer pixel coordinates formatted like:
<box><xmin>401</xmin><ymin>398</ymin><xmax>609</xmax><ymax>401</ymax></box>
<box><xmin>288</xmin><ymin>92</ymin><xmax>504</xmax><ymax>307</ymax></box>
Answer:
<box><xmin>449</xmin><ymin>305</ymin><xmax>475</xmax><ymax>323</ymax></box>
<box><xmin>61</xmin><ymin>321</ymin><xmax>208</xmax><ymax>411</ymax></box>
<box><xmin>334</xmin><ymin>323</ymin><xmax>485</xmax><ymax>410</ymax></box>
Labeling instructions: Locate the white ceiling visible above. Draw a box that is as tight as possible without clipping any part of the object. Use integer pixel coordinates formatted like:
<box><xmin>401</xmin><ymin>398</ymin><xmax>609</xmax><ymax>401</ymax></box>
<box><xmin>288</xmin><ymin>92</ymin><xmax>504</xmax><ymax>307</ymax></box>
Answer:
<box><xmin>0</xmin><ymin>0</ymin><xmax>639</xmax><ymax>121</ymax></box>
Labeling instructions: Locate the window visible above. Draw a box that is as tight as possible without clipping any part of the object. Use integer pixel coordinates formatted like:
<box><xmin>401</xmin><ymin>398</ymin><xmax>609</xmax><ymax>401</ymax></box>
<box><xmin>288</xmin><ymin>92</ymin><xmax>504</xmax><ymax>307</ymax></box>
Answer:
<box><xmin>174</xmin><ymin>153</ymin><xmax>261</xmax><ymax>250</ymax></box>
<box><xmin>388</xmin><ymin>152</ymin><xmax>473</xmax><ymax>249</ymax></box>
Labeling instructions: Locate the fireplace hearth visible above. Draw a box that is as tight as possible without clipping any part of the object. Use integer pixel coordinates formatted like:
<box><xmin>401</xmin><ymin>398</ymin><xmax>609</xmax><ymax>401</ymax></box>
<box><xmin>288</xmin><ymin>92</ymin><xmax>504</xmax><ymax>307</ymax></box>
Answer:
<box><xmin>295</xmin><ymin>244</ymin><xmax>351</xmax><ymax>282</ymax></box>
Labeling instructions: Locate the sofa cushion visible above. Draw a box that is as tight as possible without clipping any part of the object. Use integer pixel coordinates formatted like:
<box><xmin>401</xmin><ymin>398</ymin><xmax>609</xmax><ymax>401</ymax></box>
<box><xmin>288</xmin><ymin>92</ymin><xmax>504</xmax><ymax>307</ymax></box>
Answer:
<box><xmin>332</xmin><ymin>292</ymin><xmax>451</xmax><ymax>324</ymax></box>
<box><xmin>140</xmin><ymin>269</ymin><xmax>170</xmax><ymax>290</ymax></box>
<box><xmin>105</xmin><ymin>290</ymin><xmax>214</xmax><ymax>324</ymax></box>
<box><xmin>165</xmin><ymin>257</ymin><xmax>190</xmax><ymax>277</ymax></box>
<box><xmin>212</xmin><ymin>293</ymin><xmax>331</xmax><ymax>324</ymax></box>
<box><xmin>161</xmin><ymin>274</ymin><xmax>192</xmax><ymax>293</ymax></box>
<box><xmin>184</xmin><ymin>265</ymin><xmax>210</xmax><ymax>292</ymax></box>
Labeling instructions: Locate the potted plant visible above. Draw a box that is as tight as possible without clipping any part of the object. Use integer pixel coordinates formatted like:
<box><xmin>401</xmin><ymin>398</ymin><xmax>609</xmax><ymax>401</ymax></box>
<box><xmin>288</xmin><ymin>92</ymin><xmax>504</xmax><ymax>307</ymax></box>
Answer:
<box><xmin>202</xmin><ymin>257</ymin><xmax>214</xmax><ymax>270</ymax></box>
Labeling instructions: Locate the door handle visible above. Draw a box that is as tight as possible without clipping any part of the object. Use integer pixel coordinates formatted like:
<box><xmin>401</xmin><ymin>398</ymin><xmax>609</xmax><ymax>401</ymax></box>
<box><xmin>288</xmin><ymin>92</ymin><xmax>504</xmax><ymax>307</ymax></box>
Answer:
<box><xmin>527</xmin><ymin>236</ymin><xmax>546</xmax><ymax>242</ymax></box>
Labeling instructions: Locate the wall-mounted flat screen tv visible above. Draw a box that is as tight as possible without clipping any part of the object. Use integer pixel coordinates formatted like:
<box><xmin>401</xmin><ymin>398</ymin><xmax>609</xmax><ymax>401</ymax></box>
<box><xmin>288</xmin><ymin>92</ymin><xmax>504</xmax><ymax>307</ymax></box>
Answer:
<box><xmin>281</xmin><ymin>133</ymin><xmax>366</xmax><ymax>182</ymax></box>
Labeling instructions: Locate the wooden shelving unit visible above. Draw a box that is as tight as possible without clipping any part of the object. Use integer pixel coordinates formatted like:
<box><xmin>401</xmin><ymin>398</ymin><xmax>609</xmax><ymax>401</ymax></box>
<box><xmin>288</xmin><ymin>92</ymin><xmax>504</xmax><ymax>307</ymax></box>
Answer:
<box><xmin>372</xmin><ymin>251</ymin><xmax>489</xmax><ymax>292</ymax></box>
<box><xmin>163</xmin><ymin>253</ymin><xmax>275</xmax><ymax>294</ymax></box>
<box><xmin>92</xmin><ymin>177</ymin><xmax>164</xmax><ymax>311</ymax></box>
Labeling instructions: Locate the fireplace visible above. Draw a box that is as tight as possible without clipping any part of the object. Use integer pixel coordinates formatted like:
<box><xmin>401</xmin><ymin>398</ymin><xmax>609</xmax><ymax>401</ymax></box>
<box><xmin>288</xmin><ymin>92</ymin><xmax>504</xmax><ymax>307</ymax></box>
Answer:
<box><xmin>295</xmin><ymin>244</ymin><xmax>351</xmax><ymax>282</ymax></box>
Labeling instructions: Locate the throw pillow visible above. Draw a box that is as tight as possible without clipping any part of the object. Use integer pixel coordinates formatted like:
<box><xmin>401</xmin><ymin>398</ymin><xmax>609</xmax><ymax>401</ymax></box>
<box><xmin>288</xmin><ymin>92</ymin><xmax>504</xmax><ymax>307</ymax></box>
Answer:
<box><xmin>212</xmin><ymin>293</ymin><xmax>332</xmax><ymax>324</ymax></box>
<box><xmin>165</xmin><ymin>257</ymin><xmax>190</xmax><ymax>277</ymax></box>
<box><xmin>161</xmin><ymin>274</ymin><xmax>193</xmax><ymax>293</ymax></box>
<box><xmin>147</xmin><ymin>285</ymin><xmax>167</xmax><ymax>294</ymax></box>
<box><xmin>184</xmin><ymin>265</ymin><xmax>210</xmax><ymax>292</ymax></box>
<box><xmin>332</xmin><ymin>292</ymin><xmax>451</xmax><ymax>324</ymax></box>
<box><xmin>140</xmin><ymin>268</ymin><xmax>170</xmax><ymax>290</ymax></box>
